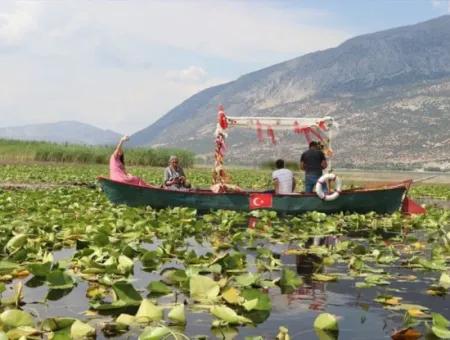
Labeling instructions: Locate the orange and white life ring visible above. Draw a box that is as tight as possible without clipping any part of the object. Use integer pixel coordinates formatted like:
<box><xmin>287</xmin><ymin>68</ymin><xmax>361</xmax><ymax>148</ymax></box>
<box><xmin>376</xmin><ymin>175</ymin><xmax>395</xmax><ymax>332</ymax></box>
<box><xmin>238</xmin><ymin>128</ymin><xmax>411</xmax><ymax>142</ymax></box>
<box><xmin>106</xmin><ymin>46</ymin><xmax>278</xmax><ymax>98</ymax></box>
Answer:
<box><xmin>315</xmin><ymin>173</ymin><xmax>342</xmax><ymax>201</ymax></box>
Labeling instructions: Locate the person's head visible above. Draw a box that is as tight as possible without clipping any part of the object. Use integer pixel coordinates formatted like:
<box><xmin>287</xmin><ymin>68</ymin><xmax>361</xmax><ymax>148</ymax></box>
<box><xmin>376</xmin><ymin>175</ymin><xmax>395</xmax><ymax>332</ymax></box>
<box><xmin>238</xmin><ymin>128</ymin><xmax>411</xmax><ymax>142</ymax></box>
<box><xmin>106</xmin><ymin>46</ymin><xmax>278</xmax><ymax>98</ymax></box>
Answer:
<box><xmin>309</xmin><ymin>141</ymin><xmax>318</xmax><ymax>149</ymax></box>
<box><xmin>275</xmin><ymin>159</ymin><xmax>285</xmax><ymax>169</ymax></box>
<box><xmin>169</xmin><ymin>155</ymin><xmax>179</xmax><ymax>167</ymax></box>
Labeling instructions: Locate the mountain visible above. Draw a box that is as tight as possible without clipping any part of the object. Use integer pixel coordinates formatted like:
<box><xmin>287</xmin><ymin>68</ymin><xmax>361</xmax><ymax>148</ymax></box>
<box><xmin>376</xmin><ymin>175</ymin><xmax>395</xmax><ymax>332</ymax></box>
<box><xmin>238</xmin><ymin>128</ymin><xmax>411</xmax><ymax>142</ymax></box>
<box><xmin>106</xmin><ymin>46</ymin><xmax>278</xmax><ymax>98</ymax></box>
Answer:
<box><xmin>131</xmin><ymin>15</ymin><xmax>450</xmax><ymax>168</ymax></box>
<box><xmin>0</xmin><ymin>121</ymin><xmax>122</xmax><ymax>145</ymax></box>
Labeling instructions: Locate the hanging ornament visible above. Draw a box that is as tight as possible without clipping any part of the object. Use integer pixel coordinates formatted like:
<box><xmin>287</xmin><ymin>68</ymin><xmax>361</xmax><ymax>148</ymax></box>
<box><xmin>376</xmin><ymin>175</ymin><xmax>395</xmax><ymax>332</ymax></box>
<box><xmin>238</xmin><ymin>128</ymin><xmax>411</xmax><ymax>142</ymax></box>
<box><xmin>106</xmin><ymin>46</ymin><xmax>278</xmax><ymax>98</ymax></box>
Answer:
<box><xmin>267</xmin><ymin>126</ymin><xmax>276</xmax><ymax>144</ymax></box>
<box><xmin>256</xmin><ymin>120</ymin><xmax>263</xmax><ymax>142</ymax></box>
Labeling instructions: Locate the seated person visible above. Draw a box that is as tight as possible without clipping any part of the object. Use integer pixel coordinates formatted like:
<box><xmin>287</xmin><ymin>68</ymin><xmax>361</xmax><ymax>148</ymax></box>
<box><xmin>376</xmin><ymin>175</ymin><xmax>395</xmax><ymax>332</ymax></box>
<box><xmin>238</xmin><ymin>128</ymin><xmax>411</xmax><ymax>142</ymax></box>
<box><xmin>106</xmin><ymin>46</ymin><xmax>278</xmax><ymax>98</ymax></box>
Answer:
<box><xmin>164</xmin><ymin>156</ymin><xmax>191</xmax><ymax>189</ymax></box>
<box><xmin>272</xmin><ymin>159</ymin><xmax>296</xmax><ymax>194</ymax></box>
<box><xmin>110</xmin><ymin>136</ymin><xmax>148</xmax><ymax>186</ymax></box>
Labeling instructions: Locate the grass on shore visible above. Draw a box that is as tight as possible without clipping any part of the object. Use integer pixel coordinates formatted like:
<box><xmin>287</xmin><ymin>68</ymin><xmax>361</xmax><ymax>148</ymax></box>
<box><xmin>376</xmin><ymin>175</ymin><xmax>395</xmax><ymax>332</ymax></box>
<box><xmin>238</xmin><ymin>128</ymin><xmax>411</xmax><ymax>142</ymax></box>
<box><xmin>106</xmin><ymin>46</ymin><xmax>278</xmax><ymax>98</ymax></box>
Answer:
<box><xmin>0</xmin><ymin>138</ymin><xmax>194</xmax><ymax>167</ymax></box>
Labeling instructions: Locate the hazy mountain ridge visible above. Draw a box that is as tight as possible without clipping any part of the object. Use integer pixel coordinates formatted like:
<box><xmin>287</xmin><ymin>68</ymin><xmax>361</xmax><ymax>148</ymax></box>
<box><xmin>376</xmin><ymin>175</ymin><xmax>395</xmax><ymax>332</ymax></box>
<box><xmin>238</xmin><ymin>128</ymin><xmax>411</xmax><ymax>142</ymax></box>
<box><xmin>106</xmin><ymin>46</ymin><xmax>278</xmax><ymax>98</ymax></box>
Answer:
<box><xmin>133</xmin><ymin>16</ymin><xmax>450</xmax><ymax>167</ymax></box>
<box><xmin>0</xmin><ymin>121</ymin><xmax>122</xmax><ymax>145</ymax></box>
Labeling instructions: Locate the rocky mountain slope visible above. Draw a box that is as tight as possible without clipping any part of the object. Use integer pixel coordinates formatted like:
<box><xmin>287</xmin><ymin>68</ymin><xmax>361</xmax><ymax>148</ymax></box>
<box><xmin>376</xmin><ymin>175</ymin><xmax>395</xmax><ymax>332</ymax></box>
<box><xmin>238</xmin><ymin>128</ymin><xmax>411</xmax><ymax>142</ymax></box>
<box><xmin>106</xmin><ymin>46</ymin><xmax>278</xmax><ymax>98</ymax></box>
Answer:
<box><xmin>0</xmin><ymin>121</ymin><xmax>122</xmax><ymax>145</ymax></box>
<box><xmin>131</xmin><ymin>15</ymin><xmax>450</xmax><ymax>168</ymax></box>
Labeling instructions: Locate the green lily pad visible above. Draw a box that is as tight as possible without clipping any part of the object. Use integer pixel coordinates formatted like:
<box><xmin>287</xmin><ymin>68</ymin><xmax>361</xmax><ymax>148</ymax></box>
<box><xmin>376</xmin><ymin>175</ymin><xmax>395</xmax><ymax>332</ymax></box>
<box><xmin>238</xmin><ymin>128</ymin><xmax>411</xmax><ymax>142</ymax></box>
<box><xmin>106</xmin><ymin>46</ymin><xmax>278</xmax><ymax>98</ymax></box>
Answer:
<box><xmin>70</xmin><ymin>320</ymin><xmax>95</xmax><ymax>339</ymax></box>
<box><xmin>278</xmin><ymin>268</ymin><xmax>303</xmax><ymax>293</ymax></box>
<box><xmin>46</xmin><ymin>270</ymin><xmax>76</xmax><ymax>290</ymax></box>
<box><xmin>0</xmin><ymin>309</ymin><xmax>34</xmax><ymax>328</ymax></box>
<box><xmin>190</xmin><ymin>275</ymin><xmax>220</xmax><ymax>302</ymax></box>
<box><xmin>314</xmin><ymin>313</ymin><xmax>339</xmax><ymax>331</ymax></box>
<box><xmin>438</xmin><ymin>272</ymin><xmax>450</xmax><ymax>290</ymax></box>
<box><xmin>135</xmin><ymin>299</ymin><xmax>163</xmax><ymax>323</ymax></box>
<box><xmin>147</xmin><ymin>281</ymin><xmax>172</xmax><ymax>296</ymax></box>
<box><xmin>168</xmin><ymin>304</ymin><xmax>186</xmax><ymax>324</ymax></box>
<box><xmin>5</xmin><ymin>234</ymin><xmax>27</xmax><ymax>253</ymax></box>
<box><xmin>138</xmin><ymin>326</ymin><xmax>171</xmax><ymax>340</ymax></box>
<box><xmin>241</xmin><ymin>288</ymin><xmax>272</xmax><ymax>311</ymax></box>
<box><xmin>210</xmin><ymin>305</ymin><xmax>251</xmax><ymax>325</ymax></box>
<box><xmin>27</xmin><ymin>262</ymin><xmax>52</xmax><ymax>277</ymax></box>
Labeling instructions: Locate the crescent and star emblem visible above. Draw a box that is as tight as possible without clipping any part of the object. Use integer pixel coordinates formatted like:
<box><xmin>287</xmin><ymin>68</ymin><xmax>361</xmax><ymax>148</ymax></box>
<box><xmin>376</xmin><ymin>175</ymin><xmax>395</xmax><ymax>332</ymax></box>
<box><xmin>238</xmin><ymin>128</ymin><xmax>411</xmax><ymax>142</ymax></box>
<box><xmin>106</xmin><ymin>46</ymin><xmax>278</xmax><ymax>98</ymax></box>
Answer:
<box><xmin>252</xmin><ymin>197</ymin><xmax>263</xmax><ymax>207</ymax></box>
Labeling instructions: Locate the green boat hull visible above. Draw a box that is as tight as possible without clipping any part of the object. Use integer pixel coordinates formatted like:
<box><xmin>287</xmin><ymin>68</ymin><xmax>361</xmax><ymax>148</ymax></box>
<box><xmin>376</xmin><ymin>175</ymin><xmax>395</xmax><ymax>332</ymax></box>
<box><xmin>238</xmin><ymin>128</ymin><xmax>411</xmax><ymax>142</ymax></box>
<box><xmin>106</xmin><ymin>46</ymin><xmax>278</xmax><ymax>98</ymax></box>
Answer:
<box><xmin>98</xmin><ymin>177</ymin><xmax>410</xmax><ymax>214</ymax></box>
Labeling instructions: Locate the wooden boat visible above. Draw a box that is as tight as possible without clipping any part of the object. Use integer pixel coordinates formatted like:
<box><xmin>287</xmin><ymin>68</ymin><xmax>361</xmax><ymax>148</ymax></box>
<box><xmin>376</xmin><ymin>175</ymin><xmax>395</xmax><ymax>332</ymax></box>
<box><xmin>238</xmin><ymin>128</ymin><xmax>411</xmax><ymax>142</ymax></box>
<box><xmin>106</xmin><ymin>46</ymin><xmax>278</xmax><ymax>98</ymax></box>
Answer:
<box><xmin>98</xmin><ymin>177</ymin><xmax>411</xmax><ymax>214</ymax></box>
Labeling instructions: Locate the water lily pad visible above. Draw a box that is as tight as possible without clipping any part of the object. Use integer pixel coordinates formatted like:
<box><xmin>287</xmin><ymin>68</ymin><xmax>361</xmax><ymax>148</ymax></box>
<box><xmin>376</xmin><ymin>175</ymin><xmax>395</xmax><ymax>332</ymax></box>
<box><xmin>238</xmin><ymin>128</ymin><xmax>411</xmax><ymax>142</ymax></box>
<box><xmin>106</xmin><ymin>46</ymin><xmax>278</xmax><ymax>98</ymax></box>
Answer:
<box><xmin>168</xmin><ymin>304</ymin><xmax>186</xmax><ymax>324</ymax></box>
<box><xmin>46</xmin><ymin>270</ymin><xmax>76</xmax><ymax>290</ymax></box>
<box><xmin>0</xmin><ymin>309</ymin><xmax>34</xmax><ymax>328</ymax></box>
<box><xmin>313</xmin><ymin>313</ymin><xmax>338</xmax><ymax>331</ymax></box>
<box><xmin>241</xmin><ymin>288</ymin><xmax>272</xmax><ymax>311</ymax></box>
<box><xmin>70</xmin><ymin>320</ymin><xmax>95</xmax><ymax>339</ymax></box>
<box><xmin>190</xmin><ymin>275</ymin><xmax>220</xmax><ymax>302</ymax></box>
<box><xmin>210</xmin><ymin>305</ymin><xmax>251</xmax><ymax>325</ymax></box>
<box><xmin>116</xmin><ymin>314</ymin><xmax>136</xmax><ymax>326</ymax></box>
<box><xmin>222</xmin><ymin>287</ymin><xmax>242</xmax><ymax>305</ymax></box>
<box><xmin>147</xmin><ymin>281</ymin><xmax>172</xmax><ymax>296</ymax></box>
<box><xmin>27</xmin><ymin>262</ymin><xmax>52</xmax><ymax>277</ymax></box>
<box><xmin>438</xmin><ymin>272</ymin><xmax>450</xmax><ymax>290</ymax></box>
<box><xmin>312</xmin><ymin>273</ymin><xmax>338</xmax><ymax>282</ymax></box>
<box><xmin>135</xmin><ymin>299</ymin><xmax>163</xmax><ymax>323</ymax></box>
<box><xmin>138</xmin><ymin>326</ymin><xmax>171</xmax><ymax>340</ymax></box>
<box><xmin>278</xmin><ymin>268</ymin><xmax>302</xmax><ymax>293</ymax></box>
<box><xmin>5</xmin><ymin>234</ymin><xmax>27</xmax><ymax>253</ymax></box>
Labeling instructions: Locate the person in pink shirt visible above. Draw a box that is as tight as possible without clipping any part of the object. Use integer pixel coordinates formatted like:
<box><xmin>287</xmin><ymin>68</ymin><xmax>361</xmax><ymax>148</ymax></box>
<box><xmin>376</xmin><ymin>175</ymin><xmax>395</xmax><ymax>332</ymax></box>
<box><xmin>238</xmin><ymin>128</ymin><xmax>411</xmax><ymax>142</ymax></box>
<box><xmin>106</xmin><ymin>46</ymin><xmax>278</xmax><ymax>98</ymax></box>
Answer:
<box><xmin>109</xmin><ymin>136</ymin><xmax>148</xmax><ymax>186</ymax></box>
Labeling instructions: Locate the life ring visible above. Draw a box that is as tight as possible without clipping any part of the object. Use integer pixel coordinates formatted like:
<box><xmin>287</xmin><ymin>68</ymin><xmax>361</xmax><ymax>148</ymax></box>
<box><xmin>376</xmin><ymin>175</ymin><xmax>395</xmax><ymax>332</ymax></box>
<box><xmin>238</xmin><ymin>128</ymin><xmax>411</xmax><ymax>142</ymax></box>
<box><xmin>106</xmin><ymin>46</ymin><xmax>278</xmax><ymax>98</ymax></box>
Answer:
<box><xmin>315</xmin><ymin>173</ymin><xmax>342</xmax><ymax>201</ymax></box>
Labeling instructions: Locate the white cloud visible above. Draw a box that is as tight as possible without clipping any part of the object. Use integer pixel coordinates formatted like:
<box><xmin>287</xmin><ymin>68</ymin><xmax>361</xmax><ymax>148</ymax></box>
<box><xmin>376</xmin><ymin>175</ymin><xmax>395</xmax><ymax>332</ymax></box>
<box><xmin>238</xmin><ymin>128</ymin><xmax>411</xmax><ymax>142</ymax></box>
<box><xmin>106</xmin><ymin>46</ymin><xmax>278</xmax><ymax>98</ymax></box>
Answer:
<box><xmin>0</xmin><ymin>1</ymin><xmax>351</xmax><ymax>134</ymax></box>
<box><xmin>430</xmin><ymin>0</ymin><xmax>450</xmax><ymax>12</ymax></box>
<box><xmin>165</xmin><ymin>66</ymin><xmax>207</xmax><ymax>82</ymax></box>
<box><xmin>0</xmin><ymin>1</ymin><xmax>40</xmax><ymax>45</ymax></box>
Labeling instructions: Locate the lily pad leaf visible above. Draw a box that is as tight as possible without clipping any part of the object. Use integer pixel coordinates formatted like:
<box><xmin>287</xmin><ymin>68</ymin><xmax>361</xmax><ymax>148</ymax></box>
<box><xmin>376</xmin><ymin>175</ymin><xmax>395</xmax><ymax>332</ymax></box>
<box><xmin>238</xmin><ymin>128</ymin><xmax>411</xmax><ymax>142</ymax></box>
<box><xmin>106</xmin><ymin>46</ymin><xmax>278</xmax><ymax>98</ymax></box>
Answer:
<box><xmin>433</xmin><ymin>313</ymin><xmax>450</xmax><ymax>329</ymax></box>
<box><xmin>135</xmin><ymin>299</ymin><xmax>163</xmax><ymax>323</ymax></box>
<box><xmin>314</xmin><ymin>313</ymin><xmax>339</xmax><ymax>332</ymax></box>
<box><xmin>222</xmin><ymin>287</ymin><xmax>242</xmax><ymax>305</ymax></box>
<box><xmin>46</xmin><ymin>270</ymin><xmax>75</xmax><ymax>290</ymax></box>
<box><xmin>190</xmin><ymin>275</ymin><xmax>220</xmax><ymax>302</ymax></box>
<box><xmin>28</xmin><ymin>262</ymin><xmax>52</xmax><ymax>277</ymax></box>
<box><xmin>0</xmin><ymin>309</ymin><xmax>34</xmax><ymax>328</ymax></box>
<box><xmin>312</xmin><ymin>273</ymin><xmax>338</xmax><ymax>282</ymax></box>
<box><xmin>278</xmin><ymin>268</ymin><xmax>302</xmax><ymax>293</ymax></box>
<box><xmin>241</xmin><ymin>288</ymin><xmax>272</xmax><ymax>311</ymax></box>
<box><xmin>438</xmin><ymin>272</ymin><xmax>450</xmax><ymax>290</ymax></box>
<box><xmin>117</xmin><ymin>255</ymin><xmax>134</xmax><ymax>275</ymax></box>
<box><xmin>116</xmin><ymin>314</ymin><xmax>136</xmax><ymax>326</ymax></box>
<box><xmin>138</xmin><ymin>326</ymin><xmax>171</xmax><ymax>340</ymax></box>
<box><xmin>70</xmin><ymin>320</ymin><xmax>95</xmax><ymax>339</ymax></box>
<box><xmin>147</xmin><ymin>281</ymin><xmax>172</xmax><ymax>296</ymax></box>
<box><xmin>113</xmin><ymin>281</ymin><xmax>142</xmax><ymax>304</ymax></box>
<box><xmin>5</xmin><ymin>234</ymin><xmax>27</xmax><ymax>253</ymax></box>
<box><xmin>235</xmin><ymin>273</ymin><xmax>258</xmax><ymax>287</ymax></box>
<box><xmin>168</xmin><ymin>304</ymin><xmax>186</xmax><ymax>324</ymax></box>
<box><xmin>210</xmin><ymin>305</ymin><xmax>251</xmax><ymax>325</ymax></box>
<box><xmin>0</xmin><ymin>332</ymin><xmax>7</xmax><ymax>340</ymax></box>
<box><xmin>41</xmin><ymin>317</ymin><xmax>76</xmax><ymax>331</ymax></box>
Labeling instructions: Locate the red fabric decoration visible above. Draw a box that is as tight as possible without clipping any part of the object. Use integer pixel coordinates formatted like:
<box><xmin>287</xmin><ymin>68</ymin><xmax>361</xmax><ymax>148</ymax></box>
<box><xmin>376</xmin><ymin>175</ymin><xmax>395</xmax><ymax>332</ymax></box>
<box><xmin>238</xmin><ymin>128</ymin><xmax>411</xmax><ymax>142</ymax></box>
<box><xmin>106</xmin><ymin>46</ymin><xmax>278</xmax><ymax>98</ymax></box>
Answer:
<box><xmin>217</xmin><ymin>106</ymin><xmax>228</xmax><ymax>129</ymax></box>
<box><xmin>309</xmin><ymin>127</ymin><xmax>324</xmax><ymax>141</ymax></box>
<box><xmin>249</xmin><ymin>193</ymin><xmax>273</xmax><ymax>209</ymax></box>
<box><xmin>267</xmin><ymin>126</ymin><xmax>276</xmax><ymax>144</ymax></box>
<box><xmin>318</xmin><ymin>120</ymin><xmax>327</xmax><ymax>131</ymax></box>
<box><xmin>402</xmin><ymin>197</ymin><xmax>426</xmax><ymax>215</ymax></box>
<box><xmin>256</xmin><ymin>120</ymin><xmax>263</xmax><ymax>142</ymax></box>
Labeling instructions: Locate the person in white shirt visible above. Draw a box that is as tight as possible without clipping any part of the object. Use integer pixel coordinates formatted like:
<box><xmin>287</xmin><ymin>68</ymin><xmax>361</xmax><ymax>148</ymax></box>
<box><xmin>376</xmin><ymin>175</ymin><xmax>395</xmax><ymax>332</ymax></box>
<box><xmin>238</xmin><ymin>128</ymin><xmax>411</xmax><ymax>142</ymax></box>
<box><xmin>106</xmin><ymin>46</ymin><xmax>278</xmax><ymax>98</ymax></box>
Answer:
<box><xmin>272</xmin><ymin>159</ymin><xmax>296</xmax><ymax>194</ymax></box>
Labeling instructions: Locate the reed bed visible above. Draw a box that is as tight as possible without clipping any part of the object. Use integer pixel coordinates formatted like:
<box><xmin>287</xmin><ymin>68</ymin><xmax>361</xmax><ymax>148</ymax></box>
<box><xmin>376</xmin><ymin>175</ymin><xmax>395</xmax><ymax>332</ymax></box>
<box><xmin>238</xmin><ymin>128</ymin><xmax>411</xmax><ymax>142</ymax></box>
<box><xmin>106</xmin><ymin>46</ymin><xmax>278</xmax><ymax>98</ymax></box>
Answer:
<box><xmin>0</xmin><ymin>139</ymin><xmax>194</xmax><ymax>167</ymax></box>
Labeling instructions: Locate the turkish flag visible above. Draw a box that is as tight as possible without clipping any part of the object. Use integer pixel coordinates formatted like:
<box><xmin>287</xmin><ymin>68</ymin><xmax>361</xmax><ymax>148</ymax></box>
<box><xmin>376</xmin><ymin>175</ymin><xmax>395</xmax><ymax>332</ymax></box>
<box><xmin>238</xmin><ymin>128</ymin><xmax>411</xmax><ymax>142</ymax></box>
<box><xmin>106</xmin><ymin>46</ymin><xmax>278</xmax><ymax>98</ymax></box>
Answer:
<box><xmin>249</xmin><ymin>193</ymin><xmax>273</xmax><ymax>209</ymax></box>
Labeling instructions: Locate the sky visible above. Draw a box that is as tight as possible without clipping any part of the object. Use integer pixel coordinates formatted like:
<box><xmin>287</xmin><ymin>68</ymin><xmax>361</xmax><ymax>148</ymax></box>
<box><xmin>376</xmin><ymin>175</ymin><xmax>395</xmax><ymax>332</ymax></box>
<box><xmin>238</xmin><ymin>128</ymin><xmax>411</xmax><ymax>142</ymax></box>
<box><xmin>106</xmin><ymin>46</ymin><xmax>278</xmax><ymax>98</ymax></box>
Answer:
<box><xmin>0</xmin><ymin>0</ymin><xmax>449</xmax><ymax>134</ymax></box>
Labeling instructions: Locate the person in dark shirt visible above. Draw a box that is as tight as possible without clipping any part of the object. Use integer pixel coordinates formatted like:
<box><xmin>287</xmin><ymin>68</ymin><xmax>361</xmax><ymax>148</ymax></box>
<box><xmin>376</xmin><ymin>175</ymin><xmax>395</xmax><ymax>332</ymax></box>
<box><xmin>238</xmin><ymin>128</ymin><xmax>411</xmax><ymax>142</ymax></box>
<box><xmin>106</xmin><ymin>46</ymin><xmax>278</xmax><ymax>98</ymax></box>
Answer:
<box><xmin>300</xmin><ymin>141</ymin><xmax>328</xmax><ymax>193</ymax></box>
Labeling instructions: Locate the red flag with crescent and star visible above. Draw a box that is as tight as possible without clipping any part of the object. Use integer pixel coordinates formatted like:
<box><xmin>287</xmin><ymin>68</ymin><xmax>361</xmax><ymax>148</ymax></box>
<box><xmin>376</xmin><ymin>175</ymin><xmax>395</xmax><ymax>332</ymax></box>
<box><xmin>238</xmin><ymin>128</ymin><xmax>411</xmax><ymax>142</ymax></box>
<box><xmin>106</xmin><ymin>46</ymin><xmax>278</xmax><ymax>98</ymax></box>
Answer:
<box><xmin>249</xmin><ymin>193</ymin><xmax>273</xmax><ymax>209</ymax></box>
